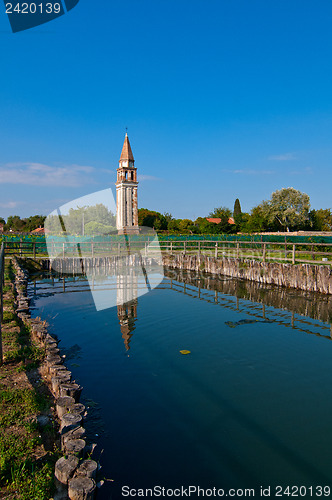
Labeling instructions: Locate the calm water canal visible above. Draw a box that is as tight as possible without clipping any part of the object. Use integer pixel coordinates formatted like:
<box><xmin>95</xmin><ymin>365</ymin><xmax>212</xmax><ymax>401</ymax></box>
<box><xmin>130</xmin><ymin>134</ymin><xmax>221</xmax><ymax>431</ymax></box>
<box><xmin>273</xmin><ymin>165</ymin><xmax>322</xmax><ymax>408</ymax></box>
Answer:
<box><xmin>29</xmin><ymin>269</ymin><xmax>332</xmax><ymax>499</ymax></box>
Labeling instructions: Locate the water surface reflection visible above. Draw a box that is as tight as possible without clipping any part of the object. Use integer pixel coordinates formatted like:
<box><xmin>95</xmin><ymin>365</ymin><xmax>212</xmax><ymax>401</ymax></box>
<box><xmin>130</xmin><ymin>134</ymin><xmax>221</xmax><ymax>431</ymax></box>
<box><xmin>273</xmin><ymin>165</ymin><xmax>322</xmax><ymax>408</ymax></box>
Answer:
<box><xmin>29</xmin><ymin>267</ymin><xmax>332</xmax><ymax>499</ymax></box>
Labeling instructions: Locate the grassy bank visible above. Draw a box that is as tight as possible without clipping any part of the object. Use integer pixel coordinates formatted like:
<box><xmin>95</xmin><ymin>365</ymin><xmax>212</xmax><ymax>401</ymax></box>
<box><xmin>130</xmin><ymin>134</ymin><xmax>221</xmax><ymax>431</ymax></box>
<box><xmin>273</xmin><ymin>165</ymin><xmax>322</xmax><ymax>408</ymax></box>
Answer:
<box><xmin>0</xmin><ymin>260</ymin><xmax>58</xmax><ymax>500</ymax></box>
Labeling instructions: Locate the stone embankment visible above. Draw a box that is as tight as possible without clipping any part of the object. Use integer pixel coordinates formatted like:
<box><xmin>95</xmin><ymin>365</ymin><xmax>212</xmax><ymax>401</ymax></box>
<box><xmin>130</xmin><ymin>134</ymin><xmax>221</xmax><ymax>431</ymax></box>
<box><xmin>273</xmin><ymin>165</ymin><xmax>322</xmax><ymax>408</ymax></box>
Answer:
<box><xmin>13</xmin><ymin>257</ymin><xmax>100</xmax><ymax>500</ymax></box>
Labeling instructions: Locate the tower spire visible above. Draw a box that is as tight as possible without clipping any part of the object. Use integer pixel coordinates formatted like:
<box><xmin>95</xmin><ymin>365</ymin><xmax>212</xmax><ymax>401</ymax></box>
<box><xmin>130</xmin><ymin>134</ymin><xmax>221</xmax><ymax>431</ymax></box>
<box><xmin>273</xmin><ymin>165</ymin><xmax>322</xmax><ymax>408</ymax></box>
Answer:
<box><xmin>120</xmin><ymin>133</ymin><xmax>134</xmax><ymax>162</ymax></box>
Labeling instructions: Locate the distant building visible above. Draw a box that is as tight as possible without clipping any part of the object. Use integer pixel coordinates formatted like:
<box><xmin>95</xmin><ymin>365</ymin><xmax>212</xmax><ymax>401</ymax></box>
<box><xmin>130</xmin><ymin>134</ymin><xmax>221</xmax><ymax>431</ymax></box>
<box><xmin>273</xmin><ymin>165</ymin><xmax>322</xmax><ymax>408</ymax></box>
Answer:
<box><xmin>116</xmin><ymin>133</ymin><xmax>139</xmax><ymax>234</ymax></box>
<box><xmin>206</xmin><ymin>217</ymin><xmax>235</xmax><ymax>225</ymax></box>
<box><xmin>31</xmin><ymin>226</ymin><xmax>45</xmax><ymax>234</ymax></box>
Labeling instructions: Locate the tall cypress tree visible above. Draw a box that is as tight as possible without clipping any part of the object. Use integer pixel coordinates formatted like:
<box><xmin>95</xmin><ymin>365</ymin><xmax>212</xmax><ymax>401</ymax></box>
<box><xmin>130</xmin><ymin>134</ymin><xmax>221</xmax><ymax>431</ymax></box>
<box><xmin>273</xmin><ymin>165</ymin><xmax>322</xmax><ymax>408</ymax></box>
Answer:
<box><xmin>233</xmin><ymin>198</ymin><xmax>242</xmax><ymax>218</ymax></box>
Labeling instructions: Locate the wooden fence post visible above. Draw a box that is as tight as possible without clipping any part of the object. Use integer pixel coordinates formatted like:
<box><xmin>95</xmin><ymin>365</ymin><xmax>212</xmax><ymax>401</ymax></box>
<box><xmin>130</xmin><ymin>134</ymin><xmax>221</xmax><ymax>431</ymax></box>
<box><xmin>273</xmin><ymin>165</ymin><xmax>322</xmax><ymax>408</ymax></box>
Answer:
<box><xmin>91</xmin><ymin>242</ymin><xmax>94</xmax><ymax>258</ymax></box>
<box><xmin>262</xmin><ymin>243</ymin><xmax>266</xmax><ymax>263</ymax></box>
<box><xmin>33</xmin><ymin>242</ymin><xmax>36</xmax><ymax>259</ymax></box>
<box><xmin>292</xmin><ymin>244</ymin><xmax>296</xmax><ymax>264</ymax></box>
<box><xmin>170</xmin><ymin>242</ymin><xmax>173</xmax><ymax>254</ymax></box>
<box><xmin>236</xmin><ymin>242</ymin><xmax>240</xmax><ymax>259</ymax></box>
<box><xmin>215</xmin><ymin>242</ymin><xmax>218</xmax><ymax>259</ymax></box>
<box><xmin>198</xmin><ymin>241</ymin><xmax>201</xmax><ymax>256</ymax></box>
<box><xmin>312</xmin><ymin>244</ymin><xmax>315</xmax><ymax>261</ymax></box>
<box><xmin>184</xmin><ymin>241</ymin><xmax>186</xmax><ymax>255</ymax></box>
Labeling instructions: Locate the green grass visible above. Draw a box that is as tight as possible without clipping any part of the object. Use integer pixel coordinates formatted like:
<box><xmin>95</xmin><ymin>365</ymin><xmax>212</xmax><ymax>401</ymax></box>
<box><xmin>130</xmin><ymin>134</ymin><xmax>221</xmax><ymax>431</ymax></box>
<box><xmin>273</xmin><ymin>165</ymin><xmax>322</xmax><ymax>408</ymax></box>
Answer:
<box><xmin>0</xmin><ymin>386</ymin><xmax>46</xmax><ymax>427</ymax></box>
<box><xmin>0</xmin><ymin>259</ymin><xmax>57</xmax><ymax>498</ymax></box>
<box><xmin>4</xmin><ymin>259</ymin><xmax>15</xmax><ymax>282</ymax></box>
<box><xmin>5</xmin><ymin>344</ymin><xmax>45</xmax><ymax>370</ymax></box>
<box><xmin>9</xmin><ymin>461</ymin><xmax>54</xmax><ymax>500</ymax></box>
<box><xmin>3</xmin><ymin>313</ymin><xmax>45</xmax><ymax>368</ymax></box>
<box><xmin>0</xmin><ymin>386</ymin><xmax>56</xmax><ymax>499</ymax></box>
<box><xmin>3</xmin><ymin>310</ymin><xmax>16</xmax><ymax>324</ymax></box>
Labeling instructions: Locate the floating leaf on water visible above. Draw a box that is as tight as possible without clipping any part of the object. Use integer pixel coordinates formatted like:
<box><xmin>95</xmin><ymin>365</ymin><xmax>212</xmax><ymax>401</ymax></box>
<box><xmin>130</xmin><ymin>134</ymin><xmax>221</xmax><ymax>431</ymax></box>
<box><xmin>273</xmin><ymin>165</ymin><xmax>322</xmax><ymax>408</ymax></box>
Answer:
<box><xmin>179</xmin><ymin>350</ymin><xmax>191</xmax><ymax>355</ymax></box>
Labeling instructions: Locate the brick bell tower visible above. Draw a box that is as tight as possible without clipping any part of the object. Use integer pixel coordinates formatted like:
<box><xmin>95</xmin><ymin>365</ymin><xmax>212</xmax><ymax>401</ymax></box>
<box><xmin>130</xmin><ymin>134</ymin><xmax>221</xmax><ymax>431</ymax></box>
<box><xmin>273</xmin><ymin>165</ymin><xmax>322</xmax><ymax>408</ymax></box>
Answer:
<box><xmin>116</xmin><ymin>133</ymin><xmax>139</xmax><ymax>234</ymax></box>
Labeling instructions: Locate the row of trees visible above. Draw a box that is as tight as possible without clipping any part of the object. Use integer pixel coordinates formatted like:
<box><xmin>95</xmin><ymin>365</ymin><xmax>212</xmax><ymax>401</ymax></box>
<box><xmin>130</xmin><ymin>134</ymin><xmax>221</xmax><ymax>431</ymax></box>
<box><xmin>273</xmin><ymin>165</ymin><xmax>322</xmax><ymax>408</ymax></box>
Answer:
<box><xmin>45</xmin><ymin>204</ymin><xmax>116</xmax><ymax>235</ymax></box>
<box><xmin>1</xmin><ymin>206</ymin><xmax>116</xmax><ymax>234</ymax></box>
<box><xmin>138</xmin><ymin>188</ymin><xmax>332</xmax><ymax>234</ymax></box>
<box><xmin>2</xmin><ymin>188</ymin><xmax>332</xmax><ymax>234</ymax></box>
<box><xmin>234</xmin><ymin>188</ymin><xmax>332</xmax><ymax>233</ymax></box>
<box><xmin>0</xmin><ymin>215</ymin><xmax>46</xmax><ymax>233</ymax></box>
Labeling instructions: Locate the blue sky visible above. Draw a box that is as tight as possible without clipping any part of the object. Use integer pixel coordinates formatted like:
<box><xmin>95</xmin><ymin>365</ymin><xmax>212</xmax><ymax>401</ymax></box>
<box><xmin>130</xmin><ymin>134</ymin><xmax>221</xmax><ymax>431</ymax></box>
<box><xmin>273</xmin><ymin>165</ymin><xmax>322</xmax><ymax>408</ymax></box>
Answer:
<box><xmin>1</xmin><ymin>0</ymin><xmax>332</xmax><ymax>220</ymax></box>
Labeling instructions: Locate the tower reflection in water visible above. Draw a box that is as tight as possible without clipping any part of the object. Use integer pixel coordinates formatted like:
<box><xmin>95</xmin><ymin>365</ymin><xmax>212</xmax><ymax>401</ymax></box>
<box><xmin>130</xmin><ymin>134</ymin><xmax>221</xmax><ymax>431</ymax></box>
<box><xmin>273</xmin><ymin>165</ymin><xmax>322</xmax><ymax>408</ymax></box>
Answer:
<box><xmin>87</xmin><ymin>263</ymin><xmax>163</xmax><ymax>350</ymax></box>
<box><xmin>116</xmin><ymin>272</ymin><xmax>138</xmax><ymax>351</ymax></box>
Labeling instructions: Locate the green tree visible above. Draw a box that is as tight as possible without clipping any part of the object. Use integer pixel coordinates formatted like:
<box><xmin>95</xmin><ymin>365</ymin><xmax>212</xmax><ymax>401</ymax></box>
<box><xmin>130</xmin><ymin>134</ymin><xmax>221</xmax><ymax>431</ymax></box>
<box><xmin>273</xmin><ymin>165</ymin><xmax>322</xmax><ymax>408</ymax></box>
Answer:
<box><xmin>208</xmin><ymin>206</ymin><xmax>232</xmax><ymax>220</ymax></box>
<box><xmin>309</xmin><ymin>209</ymin><xmax>332</xmax><ymax>231</ymax></box>
<box><xmin>138</xmin><ymin>209</ymin><xmax>167</xmax><ymax>230</ymax></box>
<box><xmin>5</xmin><ymin>215</ymin><xmax>26</xmax><ymax>232</ymax></box>
<box><xmin>267</xmin><ymin>187</ymin><xmax>310</xmax><ymax>231</ymax></box>
<box><xmin>84</xmin><ymin>204</ymin><xmax>116</xmax><ymax>227</ymax></box>
<box><xmin>63</xmin><ymin>204</ymin><xmax>116</xmax><ymax>234</ymax></box>
<box><xmin>233</xmin><ymin>198</ymin><xmax>243</xmax><ymax>229</ymax></box>
<box><xmin>163</xmin><ymin>212</ymin><xmax>174</xmax><ymax>224</ymax></box>
<box><xmin>178</xmin><ymin>219</ymin><xmax>194</xmax><ymax>234</ymax></box>
<box><xmin>168</xmin><ymin>219</ymin><xmax>180</xmax><ymax>232</ymax></box>
<box><xmin>244</xmin><ymin>203</ymin><xmax>270</xmax><ymax>233</ymax></box>
<box><xmin>45</xmin><ymin>204</ymin><xmax>116</xmax><ymax>235</ymax></box>
<box><xmin>24</xmin><ymin>215</ymin><xmax>46</xmax><ymax>232</ymax></box>
<box><xmin>236</xmin><ymin>212</ymin><xmax>250</xmax><ymax>232</ymax></box>
<box><xmin>217</xmin><ymin>213</ymin><xmax>235</xmax><ymax>233</ymax></box>
<box><xmin>195</xmin><ymin>217</ymin><xmax>219</xmax><ymax>234</ymax></box>
<box><xmin>233</xmin><ymin>198</ymin><xmax>242</xmax><ymax>218</ymax></box>
<box><xmin>207</xmin><ymin>207</ymin><xmax>236</xmax><ymax>234</ymax></box>
<box><xmin>84</xmin><ymin>221</ymin><xmax>116</xmax><ymax>235</ymax></box>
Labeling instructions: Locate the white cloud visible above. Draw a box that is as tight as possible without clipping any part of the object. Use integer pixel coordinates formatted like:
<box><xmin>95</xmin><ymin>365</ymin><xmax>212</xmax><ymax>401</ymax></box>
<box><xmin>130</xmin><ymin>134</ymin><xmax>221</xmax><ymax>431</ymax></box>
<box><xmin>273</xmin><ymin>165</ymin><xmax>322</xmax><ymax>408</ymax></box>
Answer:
<box><xmin>138</xmin><ymin>175</ymin><xmax>162</xmax><ymax>181</ymax></box>
<box><xmin>268</xmin><ymin>153</ymin><xmax>297</xmax><ymax>161</ymax></box>
<box><xmin>99</xmin><ymin>168</ymin><xmax>115</xmax><ymax>174</ymax></box>
<box><xmin>289</xmin><ymin>166</ymin><xmax>313</xmax><ymax>175</ymax></box>
<box><xmin>223</xmin><ymin>169</ymin><xmax>275</xmax><ymax>175</ymax></box>
<box><xmin>0</xmin><ymin>201</ymin><xmax>22</xmax><ymax>208</ymax></box>
<box><xmin>0</xmin><ymin>162</ymin><xmax>96</xmax><ymax>187</ymax></box>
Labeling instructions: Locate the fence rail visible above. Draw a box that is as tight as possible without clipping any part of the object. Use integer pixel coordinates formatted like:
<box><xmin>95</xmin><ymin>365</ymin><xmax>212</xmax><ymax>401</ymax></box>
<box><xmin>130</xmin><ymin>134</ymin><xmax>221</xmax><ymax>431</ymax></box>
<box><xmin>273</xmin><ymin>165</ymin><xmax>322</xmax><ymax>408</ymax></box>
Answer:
<box><xmin>2</xmin><ymin>239</ymin><xmax>332</xmax><ymax>265</ymax></box>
